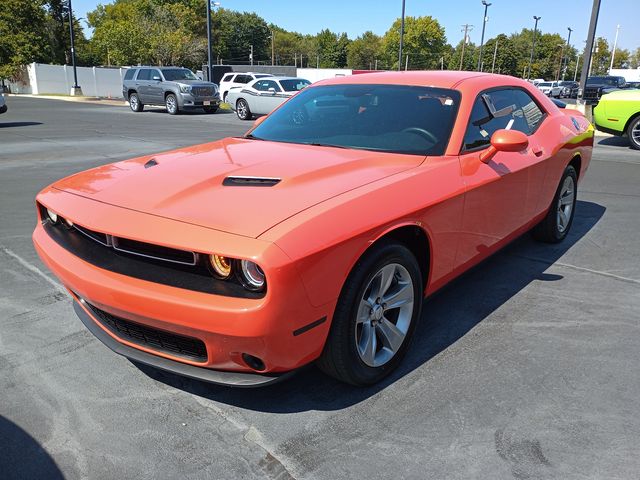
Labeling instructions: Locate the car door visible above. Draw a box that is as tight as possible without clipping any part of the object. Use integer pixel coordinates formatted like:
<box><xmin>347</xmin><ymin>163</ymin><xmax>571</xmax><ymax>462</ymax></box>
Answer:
<box><xmin>455</xmin><ymin>87</ymin><xmax>548</xmax><ymax>269</ymax></box>
<box><xmin>147</xmin><ymin>69</ymin><xmax>164</xmax><ymax>105</ymax></box>
<box><xmin>254</xmin><ymin>79</ymin><xmax>283</xmax><ymax>114</ymax></box>
<box><xmin>135</xmin><ymin>68</ymin><xmax>151</xmax><ymax>102</ymax></box>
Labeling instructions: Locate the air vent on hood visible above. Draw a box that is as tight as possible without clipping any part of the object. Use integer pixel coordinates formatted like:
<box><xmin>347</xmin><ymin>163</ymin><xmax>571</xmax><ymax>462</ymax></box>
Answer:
<box><xmin>222</xmin><ymin>176</ymin><xmax>281</xmax><ymax>187</ymax></box>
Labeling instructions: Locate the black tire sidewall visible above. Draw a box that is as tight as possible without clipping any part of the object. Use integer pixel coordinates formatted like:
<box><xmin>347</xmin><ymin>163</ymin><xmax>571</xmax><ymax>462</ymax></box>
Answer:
<box><xmin>329</xmin><ymin>243</ymin><xmax>423</xmax><ymax>385</ymax></box>
<box><xmin>628</xmin><ymin>117</ymin><xmax>640</xmax><ymax>150</ymax></box>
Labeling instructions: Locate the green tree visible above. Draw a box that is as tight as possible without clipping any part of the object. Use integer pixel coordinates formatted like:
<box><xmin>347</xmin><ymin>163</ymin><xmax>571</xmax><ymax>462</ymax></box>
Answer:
<box><xmin>0</xmin><ymin>0</ymin><xmax>52</xmax><ymax>79</ymax></box>
<box><xmin>611</xmin><ymin>48</ymin><xmax>630</xmax><ymax>69</ymax></box>
<box><xmin>315</xmin><ymin>29</ymin><xmax>349</xmax><ymax>68</ymax></box>
<box><xmin>590</xmin><ymin>37</ymin><xmax>610</xmax><ymax>76</ymax></box>
<box><xmin>347</xmin><ymin>31</ymin><xmax>382</xmax><ymax>69</ymax></box>
<box><xmin>381</xmin><ymin>16</ymin><xmax>447</xmax><ymax>70</ymax></box>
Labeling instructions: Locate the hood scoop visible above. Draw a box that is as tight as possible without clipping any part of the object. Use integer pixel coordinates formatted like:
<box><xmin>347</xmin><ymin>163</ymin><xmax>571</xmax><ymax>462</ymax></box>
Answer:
<box><xmin>222</xmin><ymin>176</ymin><xmax>281</xmax><ymax>187</ymax></box>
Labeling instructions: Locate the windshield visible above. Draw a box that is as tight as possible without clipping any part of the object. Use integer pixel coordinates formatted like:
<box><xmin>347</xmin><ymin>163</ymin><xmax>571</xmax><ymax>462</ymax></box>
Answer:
<box><xmin>538</xmin><ymin>82</ymin><xmax>552</xmax><ymax>87</ymax></box>
<box><xmin>587</xmin><ymin>77</ymin><xmax>618</xmax><ymax>86</ymax></box>
<box><xmin>162</xmin><ymin>69</ymin><xmax>199</xmax><ymax>81</ymax></box>
<box><xmin>249</xmin><ymin>84</ymin><xmax>460</xmax><ymax>156</ymax></box>
<box><xmin>279</xmin><ymin>79</ymin><xmax>311</xmax><ymax>92</ymax></box>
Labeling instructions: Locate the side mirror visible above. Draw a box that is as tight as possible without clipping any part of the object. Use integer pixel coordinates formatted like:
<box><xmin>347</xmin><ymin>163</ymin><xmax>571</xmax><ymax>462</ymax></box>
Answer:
<box><xmin>152</xmin><ymin>76</ymin><xmax>161</xmax><ymax>82</ymax></box>
<box><xmin>268</xmin><ymin>87</ymin><xmax>276</xmax><ymax>94</ymax></box>
<box><xmin>479</xmin><ymin>129</ymin><xmax>529</xmax><ymax>163</ymax></box>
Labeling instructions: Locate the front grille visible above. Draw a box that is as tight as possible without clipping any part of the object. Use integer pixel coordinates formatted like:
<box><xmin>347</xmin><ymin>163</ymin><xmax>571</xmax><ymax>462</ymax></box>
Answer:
<box><xmin>192</xmin><ymin>86</ymin><xmax>214</xmax><ymax>97</ymax></box>
<box><xmin>83</xmin><ymin>299</ymin><xmax>208</xmax><ymax>362</ymax></box>
<box><xmin>583</xmin><ymin>87</ymin><xmax>601</xmax><ymax>102</ymax></box>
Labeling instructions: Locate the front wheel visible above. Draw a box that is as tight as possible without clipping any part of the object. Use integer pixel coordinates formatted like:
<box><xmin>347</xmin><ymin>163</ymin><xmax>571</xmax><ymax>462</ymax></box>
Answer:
<box><xmin>318</xmin><ymin>242</ymin><xmax>423</xmax><ymax>386</ymax></box>
<box><xmin>236</xmin><ymin>99</ymin><xmax>252</xmax><ymax>120</ymax></box>
<box><xmin>627</xmin><ymin>116</ymin><xmax>640</xmax><ymax>150</ymax></box>
<box><xmin>129</xmin><ymin>92</ymin><xmax>143</xmax><ymax>112</ymax></box>
<box><xmin>532</xmin><ymin>165</ymin><xmax>578</xmax><ymax>243</ymax></box>
<box><xmin>165</xmin><ymin>93</ymin><xmax>179</xmax><ymax>115</ymax></box>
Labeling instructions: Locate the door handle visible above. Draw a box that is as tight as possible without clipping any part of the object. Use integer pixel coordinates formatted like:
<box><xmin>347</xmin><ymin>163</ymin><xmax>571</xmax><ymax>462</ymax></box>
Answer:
<box><xmin>532</xmin><ymin>146</ymin><xmax>544</xmax><ymax>157</ymax></box>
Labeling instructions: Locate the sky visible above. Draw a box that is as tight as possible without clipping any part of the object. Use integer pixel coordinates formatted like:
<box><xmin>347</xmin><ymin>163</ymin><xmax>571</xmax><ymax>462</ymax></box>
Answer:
<box><xmin>73</xmin><ymin>0</ymin><xmax>639</xmax><ymax>52</ymax></box>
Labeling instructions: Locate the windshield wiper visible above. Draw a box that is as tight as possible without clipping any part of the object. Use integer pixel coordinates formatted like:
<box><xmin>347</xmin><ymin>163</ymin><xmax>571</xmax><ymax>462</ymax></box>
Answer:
<box><xmin>242</xmin><ymin>134</ymin><xmax>264</xmax><ymax>141</ymax></box>
<box><xmin>306</xmin><ymin>142</ymin><xmax>351</xmax><ymax>149</ymax></box>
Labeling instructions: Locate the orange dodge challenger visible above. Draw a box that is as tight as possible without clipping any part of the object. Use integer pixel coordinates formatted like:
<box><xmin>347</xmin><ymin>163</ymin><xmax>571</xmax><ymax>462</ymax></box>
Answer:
<box><xmin>33</xmin><ymin>72</ymin><xmax>593</xmax><ymax>386</ymax></box>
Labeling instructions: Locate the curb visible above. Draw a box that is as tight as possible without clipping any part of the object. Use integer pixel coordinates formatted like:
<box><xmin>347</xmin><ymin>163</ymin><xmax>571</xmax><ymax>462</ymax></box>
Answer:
<box><xmin>7</xmin><ymin>94</ymin><xmax>127</xmax><ymax>107</ymax></box>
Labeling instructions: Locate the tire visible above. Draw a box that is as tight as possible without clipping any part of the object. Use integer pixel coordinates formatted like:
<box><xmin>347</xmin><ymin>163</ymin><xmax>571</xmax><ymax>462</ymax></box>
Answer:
<box><xmin>223</xmin><ymin>92</ymin><xmax>228</xmax><ymax>103</ymax></box>
<box><xmin>203</xmin><ymin>106</ymin><xmax>218</xmax><ymax>114</ymax></box>
<box><xmin>165</xmin><ymin>93</ymin><xmax>179</xmax><ymax>115</ymax></box>
<box><xmin>317</xmin><ymin>242</ymin><xmax>423</xmax><ymax>386</ymax></box>
<box><xmin>236</xmin><ymin>99</ymin><xmax>252</xmax><ymax>120</ymax></box>
<box><xmin>627</xmin><ymin>116</ymin><xmax>640</xmax><ymax>150</ymax></box>
<box><xmin>128</xmin><ymin>92</ymin><xmax>143</xmax><ymax>112</ymax></box>
<box><xmin>532</xmin><ymin>165</ymin><xmax>578</xmax><ymax>243</ymax></box>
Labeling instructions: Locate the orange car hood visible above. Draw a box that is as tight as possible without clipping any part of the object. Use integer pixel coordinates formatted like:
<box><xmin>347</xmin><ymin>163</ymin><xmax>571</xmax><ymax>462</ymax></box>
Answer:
<box><xmin>53</xmin><ymin>137</ymin><xmax>424</xmax><ymax>238</ymax></box>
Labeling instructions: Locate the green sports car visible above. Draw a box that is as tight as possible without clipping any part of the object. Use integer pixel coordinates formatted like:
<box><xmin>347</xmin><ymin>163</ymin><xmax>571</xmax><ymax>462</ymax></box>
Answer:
<box><xmin>593</xmin><ymin>89</ymin><xmax>640</xmax><ymax>150</ymax></box>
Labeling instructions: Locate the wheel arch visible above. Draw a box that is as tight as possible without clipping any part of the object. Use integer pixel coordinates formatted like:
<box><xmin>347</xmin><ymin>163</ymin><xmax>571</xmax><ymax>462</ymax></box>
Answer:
<box><xmin>623</xmin><ymin>111</ymin><xmax>640</xmax><ymax>137</ymax></box>
<box><xmin>127</xmin><ymin>89</ymin><xmax>138</xmax><ymax>98</ymax></box>
<box><xmin>569</xmin><ymin>153</ymin><xmax>582</xmax><ymax>180</ymax></box>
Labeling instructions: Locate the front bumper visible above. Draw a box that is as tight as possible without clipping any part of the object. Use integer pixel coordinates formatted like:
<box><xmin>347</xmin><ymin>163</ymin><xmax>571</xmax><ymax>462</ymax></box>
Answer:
<box><xmin>178</xmin><ymin>92</ymin><xmax>220</xmax><ymax>109</ymax></box>
<box><xmin>33</xmin><ymin>190</ymin><xmax>334</xmax><ymax>382</ymax></box>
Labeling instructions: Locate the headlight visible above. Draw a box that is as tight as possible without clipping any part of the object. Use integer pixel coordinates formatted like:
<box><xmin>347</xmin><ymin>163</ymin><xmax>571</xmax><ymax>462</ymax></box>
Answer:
<box><xmin>179</xmin><ymin>85</ymin><xmax>191</xmax><ymax>93</ymax></box>
<box><xmin>46</xmin><ymin>208</ymin><xmax>58</xmax><ymax>223</ymax></box>
<box><xmin>209</xmin><ymin>254</ymin><xmax>232</xmax><ymax>279</ymax></box>
<box><xmin>239</xmin><ymin>260</ymin><xmax>265</xmax><ymax>291</ymax></box>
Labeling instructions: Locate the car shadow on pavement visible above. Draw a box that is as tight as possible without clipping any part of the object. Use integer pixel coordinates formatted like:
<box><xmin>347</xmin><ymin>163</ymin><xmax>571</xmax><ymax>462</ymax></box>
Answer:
<box><xmin>0</xmin><ymin>415</ymin><xmax>64</xmax><ymax>480</ymax></box>
<box><xmin>0</xmin><ymin>121</ymin><xmax>43</xmax><ymax>128</ymax></box>
<box><xmin>135</xmin><ymin>200</ymin><xmax>606</xmax><ymax>413</ymax></box>
<box><xmin>597</xmin><ymin>136</ymin><xmax>633</xmax><ymax>149</ymax></box>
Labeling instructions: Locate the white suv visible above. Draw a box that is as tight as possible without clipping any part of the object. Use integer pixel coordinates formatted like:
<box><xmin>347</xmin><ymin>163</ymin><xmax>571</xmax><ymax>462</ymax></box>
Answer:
<box><xmin>537</xmin><ymin>81</ymin><xmax>563</xmax><ymax>98</ymax></box>
<box><xmin>219</xmin><ymin>72</ymin><xmax>274</xmax><ymax>103</ymax></box>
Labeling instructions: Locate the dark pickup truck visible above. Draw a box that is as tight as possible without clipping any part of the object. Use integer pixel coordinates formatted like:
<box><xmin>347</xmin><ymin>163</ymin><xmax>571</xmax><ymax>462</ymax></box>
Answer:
<box><xmin>582</xmin><ymin>76</ymin><xmax>628</xmax><ymax>104</ymax></box>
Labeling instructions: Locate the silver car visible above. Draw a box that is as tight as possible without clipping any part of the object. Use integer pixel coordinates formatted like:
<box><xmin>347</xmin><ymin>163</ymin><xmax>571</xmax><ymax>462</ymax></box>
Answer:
<box><xmin>0</xmin><ymin>93</ymin><xmax>6</xmax><ymax>115</ymax></box>
<box><xmin>122</xmin><ymin>67</ymin><xmax>220</xmax><ymax>115</ymax></box>
<box><xmin>227</xmin><ymin>77</ymin><xmax>311</xmax><ymax>120</ymax></box>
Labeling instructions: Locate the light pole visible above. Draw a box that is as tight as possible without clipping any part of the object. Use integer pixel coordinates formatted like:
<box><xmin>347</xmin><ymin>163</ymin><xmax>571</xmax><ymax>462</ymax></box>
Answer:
<box><xmin>271</xmin><ymin>30</ymin><xmax>275</xmax><ymax>66</ymax></box>
<box><xmin>67</xmin><ymin>0</ymin><xmax>82</xmax><ymax>95</ymax></box>
<box><xmin>398</xmin><ymin>0</ymin><xmax>406</xmax><ymax>71</ymax></box>
<box><xmin>205</xmin><ymin>1</ymin><xmax>220</xmax><ymax>82</ymax></box>
<box><xmin>561</xmin><ymin>27</ymin><xmax>573</xmax><ymax>80</ymax></box>
<box><xmin>477</xmin><ymin>1</ymin><xmax>491</xmax><ymax>71</ymax></box>
<box><xmin>491</xmin><ymin>37</ymin><xmax>499</xmax><ymax>73</ymax></box>
<box><xmin>609</xmin><ymin>24</ymin><xmax>620</xmax><ymax>72</ymax></box>
<box><xmin>526</xmin><ymin>16</ymin><xmax>541</xmax><ymax>80</ymax></box>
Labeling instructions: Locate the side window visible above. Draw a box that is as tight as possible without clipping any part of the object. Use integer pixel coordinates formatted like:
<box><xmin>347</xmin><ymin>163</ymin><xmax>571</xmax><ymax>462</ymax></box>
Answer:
<box><xmin>254</xmin><ymin>80</ymin><xmax>268</xmax><ymax>91</ymax></box>
<box><xmin>236</xmin><ymin>75</ymin><xmax>251</xmax><ymax>84</ymax></box>
<box><xmin>136</xmin><ymin>69</ymin><xmax>150</xmax><ymax>81</ymax></box>
<box><xmin>263</xmin><ymin>80</ymin><xmax>281</xmax><ymax>92</ymax></box>
<box><xmin>124</xmin><ymin>69</ymin><xmax>136</xmax><ymax>81</ymax></box>
<box><xmin>221</xmin><ymin>74</ymin><xmax>234</xmax><ymax>83</ymax></box>
<box><xmin>463</xmin><ymin>88</ymin><xmax>546</xmax><ymax>151</ymax></box>
<box><xmin>150</xmin><ymin>69</ymin><xmax>162</xmax><ymax>81</ymax></box>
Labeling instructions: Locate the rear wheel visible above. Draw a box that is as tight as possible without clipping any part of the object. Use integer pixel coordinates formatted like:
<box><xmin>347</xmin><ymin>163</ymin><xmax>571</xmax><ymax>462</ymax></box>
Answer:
<box><xmin>532</xmin><ymin>165</ymin><xmax>577</xmax><ymax>243</ymax></box>
<box><xmin>627</xmin><ymin>116</ymin><xmax>640</xmax><ymax>150</ymax></box>
<box><xmin>128</xmin><ymin>92</ymin><xmax>143</xmax><ymax>112</ymax></box>
<box><xmin>318</xmin><ymin>242</ymin><xmax>423</xmax><ymax>386</ymax></box>
<box><xmin>165</xmin><ymin>93</ymin><xmax>179</xmax><ymax>115</ymax></box>
<box><xmin>236</xmin><ymin>99</ymin><xmax>252</xmax><ymax>120</ymax></box>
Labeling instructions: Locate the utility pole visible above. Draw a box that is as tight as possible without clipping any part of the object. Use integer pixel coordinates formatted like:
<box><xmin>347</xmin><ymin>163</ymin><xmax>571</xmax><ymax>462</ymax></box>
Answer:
<box><xmin>250</xmin><ymin>44</ymin><xmax>253</xmax><ymax>66</ymax></box>
<box><xmin>477</xmin><ymin>1</ymin><xmax>492</xmax><ymax>71</ymax></box>
<box><xmin>609</xmin><ymin>24</ymin><xmax>620</xmax><ymax>72</ymax></box>
<box><xmin>67</xmin><ymin>0</ymin><xmax>82</xmax><ymax>95</ymax></box>
<box><xmin>405</xmin><ymin>54</ymin><xmax>409</xmax><ymax>71</ymax></box>
<box><xmin>398</xmin><ymin>0</ymin><xmax>406</xmax><ymax>71</ymax></box>
<box><xmin>459</xmin><ymin>24</ymin><xmax>473</xmax><ymax>70</ymax></box>
<box><xmin>574</xmin><ymin>51</ymin><xmax>580</xmax><ymax>81</ymax></box>
<box><xmin>206</xmin><ymin>0</ymin><xmax>213</xmax><ymax>81</ymax></box>
<box><xmin>561</xmin><ymin>27</ymin><xmax>573</xmax><ymax>80</ymax></box>
<box><xmin>271</xmin><ymin>30</ymin><xmax>275</xmax><ymax>66</ymax></box>
<box><xmin>579</xmin><ymin>0</ymin><xmax>601</xmax><ymax>101</ymax></box>
<box><xmin>491</xmin><ymin>37</ymin><xmax>498</xmax><ymax>73</ymax></box>
<box><xmin>526</xmin><ymin>16</ymin><xmax>541</xmax><ymax>80</ymax></box>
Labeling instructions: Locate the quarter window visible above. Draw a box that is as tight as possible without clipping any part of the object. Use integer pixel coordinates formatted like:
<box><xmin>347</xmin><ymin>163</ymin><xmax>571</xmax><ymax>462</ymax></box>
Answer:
<box><xmin>463</xmin><ymin>88</ymin><xmax>545</xmax><ymax>151</ymax></box>
<box><xmin>124</xmin><ymin>69</ymin><xmax>136</xmax><ymax>81</ymax></box>
<box><xmin>221</xmin><ymin>74</ymin><xmax>234</xmax><ymax>82</ymax></box>
<box><xmin>235</xmin><ymin>75</ymin><xmax>251</xmax><ymax>84</ymax></box>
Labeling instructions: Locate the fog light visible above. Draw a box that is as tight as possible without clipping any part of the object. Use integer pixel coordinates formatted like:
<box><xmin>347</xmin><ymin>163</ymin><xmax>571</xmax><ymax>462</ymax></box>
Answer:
<box><xmin>209</xmin><ymin>254</ymin><xmax>232</xmax><ymax>279</ymax></box>
<box><xmin>46</xmin><ymin>208</ymin><xmax>58</xmax><ymax>223</ymax></box>
<box><xmin>239</xmin><ymin>260</ymin><xmax>265</xmax><ymax>291</ymax></box>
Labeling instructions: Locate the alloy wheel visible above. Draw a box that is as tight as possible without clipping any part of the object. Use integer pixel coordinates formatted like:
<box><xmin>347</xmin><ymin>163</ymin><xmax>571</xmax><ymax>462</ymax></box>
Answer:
<box><xmin>166</xmin><ymin>95</ymin><xmax>177</xmax><ymax>114</ymax></box>
<box><xmin>355</xmin><ymin>263</ymin><xmax>415</xmax><ymax>367</ymax></box>
<box><xmin>556</xmin><ymin>175</ymin><xmax>575</xmax><ymax>233</ymax></box>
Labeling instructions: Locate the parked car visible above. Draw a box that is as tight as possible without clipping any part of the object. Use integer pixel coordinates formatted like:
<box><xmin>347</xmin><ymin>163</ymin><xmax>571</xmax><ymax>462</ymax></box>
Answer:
<box><xmin>537</xmin><ymin>81</ymin><xmax>563</xmax><ymax>98</ymax></box>
<box><xmin>593</xmin><ymin>89</ymin><xmax>640</xmax><ymax>149</ymax></box>
<box><xmin>626</xmin><ymin>81</ymin><xmax>640</xmax><ymax>90</ymax></box>
<box><xmin>0</xmin><ymin>94</ymin><xmax>6</xmax><ymax>114</ymax></box>
<box><xmin>33</xmin><ymin>71</ymin><xmax>593</xmax><ymax>387</ymax></box>
<box><xmin>227</xmin><ymin>77</ymin><xmax>311</xmax><ymax>120</ymax></box>
<box><xmin>559</xmin><ymin>80</ymin><xmax>579</xmax><ymax>98</ymax></box>
<box><xmin>530</xmin><ymin>78</ymin><xmax>545</xmax><ymax>86</ymax></box>
<box><xmin>582</xmin><ymin>76</ymin><xmax>627</xmax><ymax>104</ymax></box>
<box><xmin>219</xmin><ymin>72</ymin><xmax>274</xmax><ymax>103</ymax></box>
<box><xmin>122</xmin><ymin>66</ymin><xmax>220</xmax><ymax>115</ymax></box>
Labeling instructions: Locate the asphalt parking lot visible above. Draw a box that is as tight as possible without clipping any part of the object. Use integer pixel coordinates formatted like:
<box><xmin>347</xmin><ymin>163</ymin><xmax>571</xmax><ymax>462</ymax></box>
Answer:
<box><xmin>1</xmin><ymin>96</ymin><xmax>639</xmax><ymax>479</ymax></box>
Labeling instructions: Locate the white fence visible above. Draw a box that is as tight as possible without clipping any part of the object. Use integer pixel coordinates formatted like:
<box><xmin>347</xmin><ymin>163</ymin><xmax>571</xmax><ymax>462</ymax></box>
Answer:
<box><xmin>7</xmin><ymin>63</ymin><xmax>357</xmax><ymax>97</ymax></box>
<box><xmin>8</xmin><ymin>63</ymin><xmax>128</xmax><ymax>98</ymax></box>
